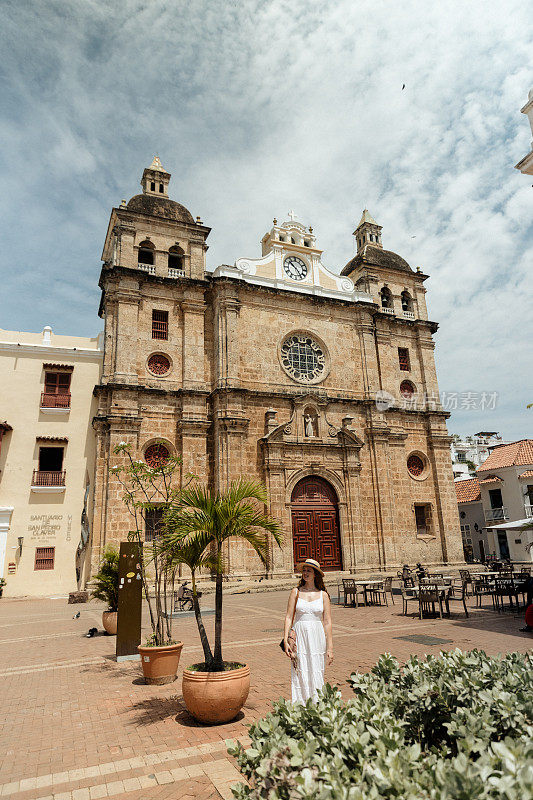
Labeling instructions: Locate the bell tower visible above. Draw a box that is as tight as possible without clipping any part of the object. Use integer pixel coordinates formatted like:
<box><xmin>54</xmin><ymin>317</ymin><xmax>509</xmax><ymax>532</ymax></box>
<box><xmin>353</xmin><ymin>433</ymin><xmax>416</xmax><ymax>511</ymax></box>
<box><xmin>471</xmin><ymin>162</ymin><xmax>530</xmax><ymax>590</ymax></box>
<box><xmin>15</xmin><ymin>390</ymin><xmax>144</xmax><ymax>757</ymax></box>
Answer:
<box><xmin>353</xmin><ymin>209</ymin><xmax>383</xmax><ymax>253</ymax></box>
<box><xmin>140</xmin><ymin>155</ymin><xmax>171</xmax><ymax>197</ymax></box>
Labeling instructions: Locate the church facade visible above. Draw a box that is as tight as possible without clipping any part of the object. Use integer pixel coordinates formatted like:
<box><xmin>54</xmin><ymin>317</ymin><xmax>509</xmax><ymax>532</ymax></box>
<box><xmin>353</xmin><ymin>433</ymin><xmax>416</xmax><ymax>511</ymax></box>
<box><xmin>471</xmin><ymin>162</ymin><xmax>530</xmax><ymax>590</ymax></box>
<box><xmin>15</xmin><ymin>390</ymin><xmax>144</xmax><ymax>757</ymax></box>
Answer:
<box><xmin>91</xmin><ymin>158</ymin><xmax>463</xmax><ymax>577</ymax></box>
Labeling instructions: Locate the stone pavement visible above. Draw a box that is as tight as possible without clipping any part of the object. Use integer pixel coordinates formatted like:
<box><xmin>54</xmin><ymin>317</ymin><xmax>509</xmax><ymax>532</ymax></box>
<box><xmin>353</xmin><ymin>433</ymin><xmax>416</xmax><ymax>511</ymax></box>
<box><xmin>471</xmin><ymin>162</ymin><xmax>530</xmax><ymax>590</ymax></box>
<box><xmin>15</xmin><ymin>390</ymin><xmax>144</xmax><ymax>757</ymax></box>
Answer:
<box><xmin>0</xmin><ymin>589</ymin><xmax>531</xmax><ymax>800</ymax></box>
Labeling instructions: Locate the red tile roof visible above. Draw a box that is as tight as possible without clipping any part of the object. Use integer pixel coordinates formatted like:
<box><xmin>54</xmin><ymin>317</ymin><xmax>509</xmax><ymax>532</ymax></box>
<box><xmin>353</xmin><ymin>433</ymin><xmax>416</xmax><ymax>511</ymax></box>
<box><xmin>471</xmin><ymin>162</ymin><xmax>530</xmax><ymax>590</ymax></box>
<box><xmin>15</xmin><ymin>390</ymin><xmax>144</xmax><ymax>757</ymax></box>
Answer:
<box><xmin>479</xmin><ymin>474</ymin><xmax>503</xmax><ymax>484</ymax></box>
<box><xmin>520</xmin><ymin>469</ymin><xmax>533</xmax><ymax>479</ymax></box>
<box><xmin>478</xmin><ymin>440</ymin><xmax>533</xmax><ymax>471</ymax></box>
<box><xmin>455</xmin><ymin>477</ymin><xmax>481</xmax><ymax>503</ymax></box>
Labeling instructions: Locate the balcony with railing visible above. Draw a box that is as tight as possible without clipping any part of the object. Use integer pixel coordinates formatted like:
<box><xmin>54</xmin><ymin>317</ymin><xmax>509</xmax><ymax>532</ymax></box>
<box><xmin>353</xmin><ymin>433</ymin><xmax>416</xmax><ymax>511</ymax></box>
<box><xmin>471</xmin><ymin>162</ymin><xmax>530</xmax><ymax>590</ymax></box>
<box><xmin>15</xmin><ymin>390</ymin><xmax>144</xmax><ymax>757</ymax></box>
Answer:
<box><xmin>402</xmin><ymin>310</ymin><xmax>415</xmax><ymax>320</ymax></box>
<box><xmin>168</xmin><ymin>267</ymin><xmax>185</xmax><ymax>278</ymax></box>
<box><xmin>40</xmin><ymin>392</ymin><xmax>71</xmax><ymax>411</ymax></box>
<box><xmin>138</xmin><ymin>263</ymin><xmax>156</xmax><ymax>275</ymax></box>
<box><xmin>31</xmin><ymin>470</ymin><xmax>66</xmax><ymax>492</ymax></box>
<box><xmin>525</xmin><ymin>502</ymin><xmax>533</xmax><ymax>518</ymax></box>
<box><xmin>484</xmin><ymin>506</ymin><xmax>508</xmax><ymax>522</ymax></box>
<box><xmin>381</xmin><ymin>306</ymin><xmax>394</xmax><ymax>315</ymax></box>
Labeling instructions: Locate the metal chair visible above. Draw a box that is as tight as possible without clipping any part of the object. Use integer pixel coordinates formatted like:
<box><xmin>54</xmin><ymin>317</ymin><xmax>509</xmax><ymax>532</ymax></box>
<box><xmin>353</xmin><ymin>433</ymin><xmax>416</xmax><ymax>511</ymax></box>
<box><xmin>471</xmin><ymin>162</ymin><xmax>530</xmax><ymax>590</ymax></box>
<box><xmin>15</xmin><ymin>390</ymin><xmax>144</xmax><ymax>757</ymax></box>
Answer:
<box><xmin>341</xmin><ymin>579</ymin><xmax>364</xmax><ymax>607</ymax></box>
<box><xmin>459</xmin><ymin>569</ymin><xmax>473</xmax><ymax>596</ymax></box>
<box><xmin>383</xmin><ymin>575</ymin><xmax>395</xmax><ymax>605</ymax></box>
<box><xmin>369</xmin><ymin>579</ymin><xmax>388</xmax><ymax>606</ymax></box>
<box><xmin>400</xmin><ymin>582</ymin><xmax>418</xmax><ymax>615</ymax></box>
<box><xmin>472</xmin><ymin>574</ymin><xmax>493</xmax><ymax>607</ymax></box>
<box><xmin>444</xmin><ymin>580</ymin><xmax>469</xmax><ymax>617</ymax></box>
<box><xmin>418</xmin><ymin>583</ymin><xmax>443</xmax><ymax>619</ymax></box>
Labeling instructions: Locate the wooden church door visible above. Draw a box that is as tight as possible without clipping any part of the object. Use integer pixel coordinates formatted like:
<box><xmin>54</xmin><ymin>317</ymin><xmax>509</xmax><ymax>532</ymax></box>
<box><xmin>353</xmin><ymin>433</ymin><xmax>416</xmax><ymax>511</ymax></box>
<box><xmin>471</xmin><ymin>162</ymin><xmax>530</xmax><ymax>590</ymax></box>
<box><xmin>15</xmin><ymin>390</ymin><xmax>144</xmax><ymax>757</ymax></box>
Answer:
<box><xmin>291</xmin><ymin>476</ymin><xmax>342</xmax><ymax>571</ymax></box>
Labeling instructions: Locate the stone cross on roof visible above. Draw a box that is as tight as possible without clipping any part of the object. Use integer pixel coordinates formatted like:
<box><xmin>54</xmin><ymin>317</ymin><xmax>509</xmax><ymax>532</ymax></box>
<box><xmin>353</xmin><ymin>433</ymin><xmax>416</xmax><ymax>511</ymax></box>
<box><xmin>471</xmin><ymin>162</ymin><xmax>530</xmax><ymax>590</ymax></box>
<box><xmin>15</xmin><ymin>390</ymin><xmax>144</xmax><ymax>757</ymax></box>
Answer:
<box><xmin>287</xmin><ymin>209</ymin><xmax>297</xmax><ymax>221</ymax></box>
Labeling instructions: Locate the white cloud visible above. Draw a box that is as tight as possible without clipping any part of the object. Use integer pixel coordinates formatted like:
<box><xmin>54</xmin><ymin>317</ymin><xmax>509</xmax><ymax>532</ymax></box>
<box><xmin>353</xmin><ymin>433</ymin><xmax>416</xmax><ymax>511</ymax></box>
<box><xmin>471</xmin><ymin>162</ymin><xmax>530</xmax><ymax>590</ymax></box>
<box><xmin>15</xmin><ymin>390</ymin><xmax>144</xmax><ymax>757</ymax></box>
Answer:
<box><xmin>0</xmin><ymin>0</ymin><xmax>531</xmax><ymax>437</ymax></box>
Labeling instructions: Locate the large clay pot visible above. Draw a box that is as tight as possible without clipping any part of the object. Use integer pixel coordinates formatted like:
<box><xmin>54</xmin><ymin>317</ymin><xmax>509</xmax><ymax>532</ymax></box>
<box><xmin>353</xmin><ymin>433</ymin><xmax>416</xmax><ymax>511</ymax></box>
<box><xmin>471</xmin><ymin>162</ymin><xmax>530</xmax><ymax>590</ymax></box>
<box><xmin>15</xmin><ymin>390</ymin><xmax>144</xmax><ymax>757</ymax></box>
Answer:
<box><xmin>138</xmin><ymin>642</ymin><xmax>183</xmax><ymax>685</ymax></box>
<box><xmin>182</xmin><ymin>663</ymin><xmax>250</xmax><ymax>724</ymax></box>
<box><xmin>102</xmin><ymin>611</ymin><xmax>118</xmax><ymax>635</ymax></box>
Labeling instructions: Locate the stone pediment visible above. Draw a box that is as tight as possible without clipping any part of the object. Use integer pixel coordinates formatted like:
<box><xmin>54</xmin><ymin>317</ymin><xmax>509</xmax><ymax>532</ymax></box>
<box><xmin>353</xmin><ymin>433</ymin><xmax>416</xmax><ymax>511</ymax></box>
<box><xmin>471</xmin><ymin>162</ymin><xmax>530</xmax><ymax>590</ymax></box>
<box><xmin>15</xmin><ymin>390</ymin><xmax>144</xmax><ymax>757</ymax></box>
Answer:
<box><xmin>262</xmin><ymin>405</ymin><xmax>364</xmax><ymax>450</ymax></box>
<box><xmin>212</xmin><ymin>247</ymin><xmax>372</xmax><ymax>304</ymax></box>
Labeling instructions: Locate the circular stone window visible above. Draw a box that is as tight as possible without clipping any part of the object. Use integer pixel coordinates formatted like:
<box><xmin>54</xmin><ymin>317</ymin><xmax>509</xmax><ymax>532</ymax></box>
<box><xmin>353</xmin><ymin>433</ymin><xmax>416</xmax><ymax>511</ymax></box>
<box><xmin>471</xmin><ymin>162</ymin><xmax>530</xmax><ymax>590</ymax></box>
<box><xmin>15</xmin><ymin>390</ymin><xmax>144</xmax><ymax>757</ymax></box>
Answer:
<box><xmin>147</xmin><ymin>353</ymin><xmax>171</xmax><ymax>376</ymax></box>
<box><xmin>280</xmin><ymin>333</ymin><xmax>327</xmax><ymax>384</ymax></box>
<box><xmin>407</xmin><ymin>453</ymin><xmax>426</xmax><ymax>478</ymax></box>
<box><xmin>144</xmin><ymin>443</ymin><xmax>170</xmax><ymax>467</ymax></box>
<box><xmin>400</xmin><ymin>380</ymin><xmax>415</xmax><ymax>398</ymax></box>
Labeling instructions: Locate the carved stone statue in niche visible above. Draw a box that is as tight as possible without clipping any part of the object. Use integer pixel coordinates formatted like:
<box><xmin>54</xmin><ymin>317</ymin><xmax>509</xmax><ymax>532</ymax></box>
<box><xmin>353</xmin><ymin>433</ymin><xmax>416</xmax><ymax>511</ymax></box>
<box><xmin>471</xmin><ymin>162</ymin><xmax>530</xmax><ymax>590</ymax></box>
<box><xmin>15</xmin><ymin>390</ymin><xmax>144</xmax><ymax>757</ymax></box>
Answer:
<box><xmin>303</xmin><ymin>408</ymin><xmax>318</xmax><ymax>437</ymax></box>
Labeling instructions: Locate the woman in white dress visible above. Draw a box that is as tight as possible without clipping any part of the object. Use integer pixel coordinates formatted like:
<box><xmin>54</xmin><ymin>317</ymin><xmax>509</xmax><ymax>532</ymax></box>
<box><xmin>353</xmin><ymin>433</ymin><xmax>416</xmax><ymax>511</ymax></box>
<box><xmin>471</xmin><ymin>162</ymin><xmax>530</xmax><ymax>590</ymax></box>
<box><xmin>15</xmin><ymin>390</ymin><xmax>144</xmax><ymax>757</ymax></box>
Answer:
<box><xmin>283</xmin><ymin>558</ymin><xmax>333</xmax><ymax>703</ymax></box>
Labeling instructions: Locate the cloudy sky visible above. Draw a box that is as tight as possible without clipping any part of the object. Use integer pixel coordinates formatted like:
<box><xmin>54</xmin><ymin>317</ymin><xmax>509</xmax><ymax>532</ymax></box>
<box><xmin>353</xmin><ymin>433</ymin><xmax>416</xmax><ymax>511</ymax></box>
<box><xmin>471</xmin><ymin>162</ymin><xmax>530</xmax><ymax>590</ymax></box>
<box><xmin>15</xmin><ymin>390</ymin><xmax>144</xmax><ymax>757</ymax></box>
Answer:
<box><xmin>1</xmin><ymin>0</ymin><xmax>532</xmax><ymax>439</ymax></box>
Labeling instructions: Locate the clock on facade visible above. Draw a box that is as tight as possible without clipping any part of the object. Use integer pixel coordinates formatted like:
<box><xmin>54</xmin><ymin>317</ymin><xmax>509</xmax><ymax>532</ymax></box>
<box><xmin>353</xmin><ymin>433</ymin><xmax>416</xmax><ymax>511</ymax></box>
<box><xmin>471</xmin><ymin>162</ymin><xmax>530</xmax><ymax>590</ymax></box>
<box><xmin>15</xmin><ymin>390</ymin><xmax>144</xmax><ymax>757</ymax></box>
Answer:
<box><xmin>283</xmin><ymin>255</ymin><xmax>308</xmax><ymax>281</ymax></box>
<box><xmin>280</xmin><ymin>334</ymin><xmax>326</xmax><ymax>383</ymax></box>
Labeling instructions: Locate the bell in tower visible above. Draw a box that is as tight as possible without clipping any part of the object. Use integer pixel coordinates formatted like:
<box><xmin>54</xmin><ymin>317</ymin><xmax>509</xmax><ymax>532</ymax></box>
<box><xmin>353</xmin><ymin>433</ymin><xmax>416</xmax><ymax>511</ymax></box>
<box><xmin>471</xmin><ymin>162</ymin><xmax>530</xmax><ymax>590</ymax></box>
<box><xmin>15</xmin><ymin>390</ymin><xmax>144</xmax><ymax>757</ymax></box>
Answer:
<box><xmin>353</xmin><ymin>209</ymin><xmax>383</xmax><ymax>254</ymax></box>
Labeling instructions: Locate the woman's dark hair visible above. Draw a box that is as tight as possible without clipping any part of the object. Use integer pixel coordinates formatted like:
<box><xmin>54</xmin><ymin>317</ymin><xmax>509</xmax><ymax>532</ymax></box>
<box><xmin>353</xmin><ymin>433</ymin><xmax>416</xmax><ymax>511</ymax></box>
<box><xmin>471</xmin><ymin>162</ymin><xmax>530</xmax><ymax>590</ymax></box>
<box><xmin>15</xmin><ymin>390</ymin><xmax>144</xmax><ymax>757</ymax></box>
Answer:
<box><xmin>298</xmin><ymin>568</ymin><xmax>327</xmax><ymax>593</ymax></box>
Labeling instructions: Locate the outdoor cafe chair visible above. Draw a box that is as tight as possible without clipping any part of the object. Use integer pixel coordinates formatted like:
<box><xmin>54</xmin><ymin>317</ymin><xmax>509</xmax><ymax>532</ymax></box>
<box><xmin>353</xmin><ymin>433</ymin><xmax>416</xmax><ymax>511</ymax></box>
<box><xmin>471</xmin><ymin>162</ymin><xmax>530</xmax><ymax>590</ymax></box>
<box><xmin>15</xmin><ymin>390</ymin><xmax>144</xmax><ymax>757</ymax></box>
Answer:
<box><xmin>400</xmin><ymin>582</ymin><xmax>418</xmax><ymax>616</ymax></box>
<box><xmin>418</xmin><ymin>583</ymin><xmax>443</xmax><ymax>619</ymax></box>
<box><xmin>493</xmin><ymin>578</ymin><xmax>519</xmax><ymax>613</ymax></box>
<box><xmin>472</xmin><ymin>574</ymin><xmax>493</xmax><ymax>607</ymax></box>
<box><xmin>341</xmin><ymin>578</ymin><xmax>365</xmax><ymax>607</ymax></box>
<box><xmin>368</xmin><ymin>579</ymin><xmax>388</xmax><ymax>607</ymax></box>
<box><xmin>459</xmin><ymin>569</ymin><xmax>473</xmax><ymax>595</ymax></box>
<box><xmin>383</xmin><ymin>575</ymin><xmax>395</xmax><ymax>604</ymax></box>
<box><xmin>444</xmin><ymin>580</ymin><xmax>469</xmax><ymax>617</ymax></box>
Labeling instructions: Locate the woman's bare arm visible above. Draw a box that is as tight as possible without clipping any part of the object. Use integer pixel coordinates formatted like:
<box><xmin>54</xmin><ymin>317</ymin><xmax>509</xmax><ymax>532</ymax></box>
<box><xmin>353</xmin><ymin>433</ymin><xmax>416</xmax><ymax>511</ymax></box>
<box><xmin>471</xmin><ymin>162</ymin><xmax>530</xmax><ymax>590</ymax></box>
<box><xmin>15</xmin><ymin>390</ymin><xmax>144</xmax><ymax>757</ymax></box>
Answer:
<box><xmin>284</xmin><ymin>588</ymin><xmax>298</xmax><ymax>658</ymax></box>
<box><xmin>322</xmin><ymin>591</ymin><xmax>333</xmax><ymax>665</ymax></box>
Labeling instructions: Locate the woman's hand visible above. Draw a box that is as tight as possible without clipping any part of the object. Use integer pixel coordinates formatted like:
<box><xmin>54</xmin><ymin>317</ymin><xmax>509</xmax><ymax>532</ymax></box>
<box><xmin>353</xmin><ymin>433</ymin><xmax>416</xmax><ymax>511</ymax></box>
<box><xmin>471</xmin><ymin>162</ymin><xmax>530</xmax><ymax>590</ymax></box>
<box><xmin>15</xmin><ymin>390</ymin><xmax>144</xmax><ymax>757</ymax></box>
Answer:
<box><xmin>284</xmin><ymin>638</ymin><xmax>293</xmax><ymax>658</ymax></box>
<box><xmin>327</xmin><ymin>649</ymin><xmax>334</xmax><ymax>666</ymax></box>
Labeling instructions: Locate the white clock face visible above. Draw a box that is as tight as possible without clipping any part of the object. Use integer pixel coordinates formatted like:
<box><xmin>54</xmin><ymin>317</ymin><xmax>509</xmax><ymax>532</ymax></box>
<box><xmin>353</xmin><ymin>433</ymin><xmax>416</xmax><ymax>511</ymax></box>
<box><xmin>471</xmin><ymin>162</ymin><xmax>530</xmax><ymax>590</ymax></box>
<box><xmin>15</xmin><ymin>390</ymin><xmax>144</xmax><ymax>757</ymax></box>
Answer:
<box><xmin>283</xmin><ymin>256</ymin><xmax>308</xmax><ymax>281</ymax></box>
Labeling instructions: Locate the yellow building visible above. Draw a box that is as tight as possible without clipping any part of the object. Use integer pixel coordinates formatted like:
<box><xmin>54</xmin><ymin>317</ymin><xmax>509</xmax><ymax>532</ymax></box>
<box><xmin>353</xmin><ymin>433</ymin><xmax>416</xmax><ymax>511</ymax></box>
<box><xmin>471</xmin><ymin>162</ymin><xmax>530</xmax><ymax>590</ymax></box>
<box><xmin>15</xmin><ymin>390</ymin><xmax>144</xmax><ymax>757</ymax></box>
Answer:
<box><xmin>0</xmin><ymin>326</ymin><xmax>102</xmax><ymax>596</ymax></box>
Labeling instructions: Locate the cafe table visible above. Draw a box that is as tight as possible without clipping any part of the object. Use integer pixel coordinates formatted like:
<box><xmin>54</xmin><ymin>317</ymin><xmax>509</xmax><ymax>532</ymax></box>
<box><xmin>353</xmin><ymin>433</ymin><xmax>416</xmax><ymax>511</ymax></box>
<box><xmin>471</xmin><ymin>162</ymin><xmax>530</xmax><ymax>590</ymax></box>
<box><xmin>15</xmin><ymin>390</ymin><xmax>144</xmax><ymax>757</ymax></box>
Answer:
<box><xmin>352</xmin><ymin>579</ymin><xmax>384</xmax><ymax>606</ymax></box>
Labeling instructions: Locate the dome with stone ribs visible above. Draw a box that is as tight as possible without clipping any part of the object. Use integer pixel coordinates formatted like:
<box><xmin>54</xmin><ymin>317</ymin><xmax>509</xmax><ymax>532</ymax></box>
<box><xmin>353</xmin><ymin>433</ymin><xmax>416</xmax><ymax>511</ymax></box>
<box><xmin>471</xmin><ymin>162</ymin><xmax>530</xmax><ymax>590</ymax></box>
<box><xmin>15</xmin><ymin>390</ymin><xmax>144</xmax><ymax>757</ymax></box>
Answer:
<box><xmin>126</xmin><ymin>194</ymin><xmax>195</xmax><ymax>224</ymax></box>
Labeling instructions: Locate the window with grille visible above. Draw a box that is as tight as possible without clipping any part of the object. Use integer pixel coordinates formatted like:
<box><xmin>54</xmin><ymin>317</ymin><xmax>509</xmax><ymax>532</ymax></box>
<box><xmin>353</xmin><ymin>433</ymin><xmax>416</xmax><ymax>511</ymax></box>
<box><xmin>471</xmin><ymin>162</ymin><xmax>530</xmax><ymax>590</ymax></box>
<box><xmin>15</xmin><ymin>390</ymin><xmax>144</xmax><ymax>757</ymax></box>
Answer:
<box><xmin>145</xmin><ymin>508</ymin><xmax>164</xmax><ymax>542</ymax></box>
<box><xmin>398</xmin><ymin>347</ymin><xmax>410</xmax><ymax>371</ymax></box>
<box><xmin>152</xmin><ymin>310</ymin><xmax>168</xmax><ymax>340</ymax></box>
<box><xmin>35</xmin><ymin>547</ymin><xmax>55</xmax><ymax>570</ymax></box>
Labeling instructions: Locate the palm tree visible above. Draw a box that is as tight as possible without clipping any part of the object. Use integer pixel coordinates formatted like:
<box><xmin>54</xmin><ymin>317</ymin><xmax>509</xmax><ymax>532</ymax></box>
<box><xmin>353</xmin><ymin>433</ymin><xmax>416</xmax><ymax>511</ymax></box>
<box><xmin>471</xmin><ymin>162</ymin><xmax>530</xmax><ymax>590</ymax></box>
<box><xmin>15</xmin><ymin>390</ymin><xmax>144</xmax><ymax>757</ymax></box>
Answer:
<box><xmin>163</xmin><ymin>479</ymin><xmax>282</xmax><ymax>672</ymax></box>
<box><xmin>162</xmin><ymin>531</ymin><xmax>219</xmax><ymax>666</ymax></box>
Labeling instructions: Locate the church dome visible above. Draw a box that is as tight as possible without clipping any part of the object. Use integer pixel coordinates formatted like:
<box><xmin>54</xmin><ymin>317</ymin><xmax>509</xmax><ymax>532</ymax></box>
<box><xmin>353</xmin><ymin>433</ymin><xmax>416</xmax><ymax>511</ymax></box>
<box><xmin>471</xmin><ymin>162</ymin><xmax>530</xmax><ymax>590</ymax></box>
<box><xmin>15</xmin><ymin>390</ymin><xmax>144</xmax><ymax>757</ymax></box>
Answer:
<box><xmin>342</xmin><ymin>244</ymin><xmax>413</xmax><ymax>276</ymax></box>
<box><xmin>126</xmin><ymin>194</ymin><xmax>195</xmax><ymax>224</ymax></box>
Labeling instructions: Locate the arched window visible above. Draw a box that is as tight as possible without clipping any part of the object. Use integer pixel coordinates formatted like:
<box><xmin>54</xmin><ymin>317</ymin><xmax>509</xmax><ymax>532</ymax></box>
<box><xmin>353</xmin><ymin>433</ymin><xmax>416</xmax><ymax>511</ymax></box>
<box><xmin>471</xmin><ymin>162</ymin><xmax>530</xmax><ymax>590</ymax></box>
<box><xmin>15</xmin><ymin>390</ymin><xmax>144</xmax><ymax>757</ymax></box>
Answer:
<box><xmin>401</xmin><ymin>290</ymin><xmax>413</xmax><ymax>312</ymax></box>
<box><xmin>168</xmin><ymin>245</ymin><xmax>184</xmax><ymax>270</ymax></box>
<box><xmin>380</xmin><ymin>286</ymin><xmax>392</xmax><ymax>309</ymax></box>
<box><xmin>138</xmin><ymin>240</ymin><xmax>154</xmax><ymax>266</ymax></box>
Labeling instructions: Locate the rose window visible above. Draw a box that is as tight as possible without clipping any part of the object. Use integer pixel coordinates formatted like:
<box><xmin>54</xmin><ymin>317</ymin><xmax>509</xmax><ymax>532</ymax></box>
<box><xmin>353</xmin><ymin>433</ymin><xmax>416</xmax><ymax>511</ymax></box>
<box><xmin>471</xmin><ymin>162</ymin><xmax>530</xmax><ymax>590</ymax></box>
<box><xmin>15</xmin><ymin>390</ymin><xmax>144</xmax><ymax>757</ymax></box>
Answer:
<box><xmin>144</xmin><ymin>443</ymin><xmax>170</xmax><ymax>467</ymax></box>
<box><xmin>280</xmin><ymin>334</ymin><xmax>325</xmax><ymax>383</ymax></box>
<box><xmin>400</xmin><ymin>380</ymin><xmax>415</xmax><ymax>398</ymax></box>
<box><xmin>147</xmin><ymin>353</ymin><xmax>171</xmax><ymax>375</ymax></box>
<box><xmin>407</xmin><ymin>454</ymin><xmax>425</xmax><ymax>477</ymax></box>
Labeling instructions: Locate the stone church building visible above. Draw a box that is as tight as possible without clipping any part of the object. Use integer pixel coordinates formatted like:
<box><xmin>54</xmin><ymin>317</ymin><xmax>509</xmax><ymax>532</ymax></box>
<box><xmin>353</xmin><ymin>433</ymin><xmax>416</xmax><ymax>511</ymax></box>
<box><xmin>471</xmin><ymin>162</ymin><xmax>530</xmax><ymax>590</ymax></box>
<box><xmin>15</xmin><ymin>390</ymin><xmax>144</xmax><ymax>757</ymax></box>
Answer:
<box><xmin>91</xmin><ymin>157</ymin><xmax>463</xmax><ymax>577</ymax></box>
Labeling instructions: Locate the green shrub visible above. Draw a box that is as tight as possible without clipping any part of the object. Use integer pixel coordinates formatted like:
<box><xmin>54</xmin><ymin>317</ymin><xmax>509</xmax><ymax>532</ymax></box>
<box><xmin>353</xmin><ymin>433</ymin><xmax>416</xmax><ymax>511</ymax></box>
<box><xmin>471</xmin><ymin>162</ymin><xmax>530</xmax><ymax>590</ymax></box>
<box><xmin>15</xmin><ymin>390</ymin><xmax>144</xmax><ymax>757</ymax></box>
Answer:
<box><xmin>230</xmin><ymin>649</ymin><xmax>533</xmax><ymax>799</ymax></box>
<box><xmin>90</xmin><ymin>546</ymin><xmax>119</xmax><ymax>611</ymax></box>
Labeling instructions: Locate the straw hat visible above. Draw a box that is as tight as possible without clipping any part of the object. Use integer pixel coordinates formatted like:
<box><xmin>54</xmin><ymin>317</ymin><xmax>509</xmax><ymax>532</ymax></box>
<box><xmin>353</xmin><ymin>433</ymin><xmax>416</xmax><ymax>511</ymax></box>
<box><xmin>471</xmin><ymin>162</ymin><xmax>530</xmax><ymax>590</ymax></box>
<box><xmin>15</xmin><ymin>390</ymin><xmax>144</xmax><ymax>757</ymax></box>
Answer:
<box><xmin>296</xmin><ymin>558</ymin><xmax>324</xmax><ymax>577</ymax></box>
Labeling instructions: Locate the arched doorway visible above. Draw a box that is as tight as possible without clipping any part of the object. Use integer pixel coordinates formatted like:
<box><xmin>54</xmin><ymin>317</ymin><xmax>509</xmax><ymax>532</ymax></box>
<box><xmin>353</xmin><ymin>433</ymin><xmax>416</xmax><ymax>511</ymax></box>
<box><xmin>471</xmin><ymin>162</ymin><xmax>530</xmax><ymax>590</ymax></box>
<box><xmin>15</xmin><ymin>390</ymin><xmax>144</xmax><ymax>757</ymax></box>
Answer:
<box><xmin>291</xmin><ymin>476</ymin><xmax>343</xmax><ymax>571</ymax></box>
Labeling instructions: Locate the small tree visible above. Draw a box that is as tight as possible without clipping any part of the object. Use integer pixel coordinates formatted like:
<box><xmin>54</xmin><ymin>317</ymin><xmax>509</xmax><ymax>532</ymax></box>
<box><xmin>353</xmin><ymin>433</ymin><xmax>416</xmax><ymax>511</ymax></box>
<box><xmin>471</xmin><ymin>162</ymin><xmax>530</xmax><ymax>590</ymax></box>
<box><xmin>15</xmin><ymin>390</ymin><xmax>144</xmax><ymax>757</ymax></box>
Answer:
<box><xmin>111</xmin><ymin>441</ymin><xmax>195</xmax><ymax>647</ymax></box>
<box><xmin>163</xmin><ymin>479</ymin><xmax>282</xmax><ymax>671</ymax></box>
<box><xmin>90</xmin><ymin>546</ymin><xmax>119</xmax><ymax>611</ymax></box>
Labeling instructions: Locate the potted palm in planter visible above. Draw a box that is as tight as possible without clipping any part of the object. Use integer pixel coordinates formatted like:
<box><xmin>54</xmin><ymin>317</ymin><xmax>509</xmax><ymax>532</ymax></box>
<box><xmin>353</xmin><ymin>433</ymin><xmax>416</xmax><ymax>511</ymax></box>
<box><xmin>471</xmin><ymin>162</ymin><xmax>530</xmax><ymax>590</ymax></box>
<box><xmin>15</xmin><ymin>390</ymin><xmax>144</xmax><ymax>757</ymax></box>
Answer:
<box><xmin>112</xmin><ymin>441</ymin><xmax>194</xmax><ymax>684</ymax></box>
<box><xmin>162</xmin><ymin>479</ymin><xmax>282</xmax><ymax>723</ymax></box>
<box><xmin>90</xmin><ymin>546</ymin><xmax>119</xmax><ymax>634</ymax></box>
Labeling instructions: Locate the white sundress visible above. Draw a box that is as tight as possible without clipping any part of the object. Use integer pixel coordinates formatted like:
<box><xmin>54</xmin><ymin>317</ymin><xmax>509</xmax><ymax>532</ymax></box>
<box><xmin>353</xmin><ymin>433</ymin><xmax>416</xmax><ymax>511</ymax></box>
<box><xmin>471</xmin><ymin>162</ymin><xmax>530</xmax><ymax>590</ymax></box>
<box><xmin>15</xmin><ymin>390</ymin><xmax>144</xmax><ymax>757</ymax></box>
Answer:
<box><xmin>291</xmin><ymin>591</ymin><xmax>326</xmax><ymax>703</ymax></box>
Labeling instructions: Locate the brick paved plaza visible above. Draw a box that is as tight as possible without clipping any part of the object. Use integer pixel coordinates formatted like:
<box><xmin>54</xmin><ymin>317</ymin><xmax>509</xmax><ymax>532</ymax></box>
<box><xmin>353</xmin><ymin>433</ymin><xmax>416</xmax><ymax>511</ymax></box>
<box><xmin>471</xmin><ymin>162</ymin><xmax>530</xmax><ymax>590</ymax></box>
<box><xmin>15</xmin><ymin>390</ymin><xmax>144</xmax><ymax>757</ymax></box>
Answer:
<box><xmin>0</xmin><ymin>588</ymin><xmax>531</xmax><ymax>800</ymax></box>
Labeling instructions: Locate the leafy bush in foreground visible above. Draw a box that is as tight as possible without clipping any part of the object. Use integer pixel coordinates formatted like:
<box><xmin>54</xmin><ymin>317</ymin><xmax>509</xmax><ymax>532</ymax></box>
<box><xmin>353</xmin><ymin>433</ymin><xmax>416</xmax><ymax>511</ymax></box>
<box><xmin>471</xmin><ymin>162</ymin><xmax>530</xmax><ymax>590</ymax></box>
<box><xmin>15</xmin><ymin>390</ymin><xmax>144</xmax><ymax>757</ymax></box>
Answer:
<box><xmin>229</xmin><ymin>649</ymin><xmax>533</xmax><ymax>800</ymax></box>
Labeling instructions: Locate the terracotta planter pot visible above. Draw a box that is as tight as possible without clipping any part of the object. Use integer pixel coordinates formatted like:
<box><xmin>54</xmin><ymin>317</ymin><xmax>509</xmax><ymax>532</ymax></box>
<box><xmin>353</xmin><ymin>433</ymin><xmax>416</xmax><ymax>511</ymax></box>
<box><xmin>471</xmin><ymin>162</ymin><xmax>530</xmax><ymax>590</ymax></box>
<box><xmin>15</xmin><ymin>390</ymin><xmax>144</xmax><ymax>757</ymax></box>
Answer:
<box><xmin>102</xmin><ymin>611</ymin><xmax>118</xmax><ymax>635</ymax></box>
<box><xmin>182</xmin><ymin>663</ymin><xmax>250</xmax><ymax>724</ymax></box>
<box><xmin>138</xmin><ymin>642</ymin><xmax>183</xmax><ymax>685</ymax></box>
